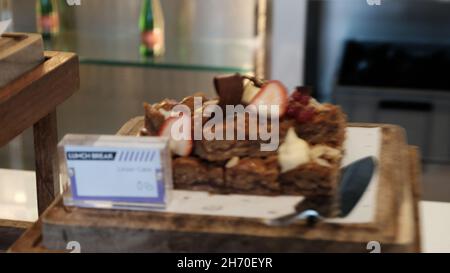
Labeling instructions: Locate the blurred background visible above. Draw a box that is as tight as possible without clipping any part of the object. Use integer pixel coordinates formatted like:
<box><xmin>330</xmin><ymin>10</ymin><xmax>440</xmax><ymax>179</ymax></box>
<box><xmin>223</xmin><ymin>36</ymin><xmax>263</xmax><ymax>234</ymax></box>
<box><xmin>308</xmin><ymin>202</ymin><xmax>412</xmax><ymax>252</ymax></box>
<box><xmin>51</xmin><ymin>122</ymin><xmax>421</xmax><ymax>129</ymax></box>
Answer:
<box><xmin>0</xmin><ymin>0</ymin><xmax>449</xmax><ymax>201</ymax></box>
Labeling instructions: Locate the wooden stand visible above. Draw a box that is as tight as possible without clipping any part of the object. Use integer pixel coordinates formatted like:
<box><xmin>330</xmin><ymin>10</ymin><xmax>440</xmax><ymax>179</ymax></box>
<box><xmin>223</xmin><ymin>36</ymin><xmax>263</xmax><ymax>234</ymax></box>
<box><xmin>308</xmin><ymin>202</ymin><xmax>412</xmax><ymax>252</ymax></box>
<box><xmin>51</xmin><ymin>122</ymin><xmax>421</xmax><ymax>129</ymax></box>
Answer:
<box><xmin>0</xmin><ymin>51</ymin><xmax>79</xmax><ymax>215</ymax></box>
<box><xmin>0</xmin><ymin>33</ymin><xmax>44</xmax><ymax>87</ymax></box>
<box><xmin>9</xmin><ymin>122</ymin><xmax>422</xmax><ymax>253</ymax></box>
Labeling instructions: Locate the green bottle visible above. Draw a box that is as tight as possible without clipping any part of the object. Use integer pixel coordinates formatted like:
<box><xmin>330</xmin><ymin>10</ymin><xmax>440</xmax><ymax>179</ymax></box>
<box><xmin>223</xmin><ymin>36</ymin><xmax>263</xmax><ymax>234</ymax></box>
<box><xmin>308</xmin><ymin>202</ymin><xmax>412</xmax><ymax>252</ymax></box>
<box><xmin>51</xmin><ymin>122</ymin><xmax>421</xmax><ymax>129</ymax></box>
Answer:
<box><xmin>139</xmin><ymin>0</ymin><xmax>165</xmax><ymax>57</ymax></box>
<box><xmin>36</xmin><ymin>0</ymin><xmax>60</xmax><ymax>39</ymax></box>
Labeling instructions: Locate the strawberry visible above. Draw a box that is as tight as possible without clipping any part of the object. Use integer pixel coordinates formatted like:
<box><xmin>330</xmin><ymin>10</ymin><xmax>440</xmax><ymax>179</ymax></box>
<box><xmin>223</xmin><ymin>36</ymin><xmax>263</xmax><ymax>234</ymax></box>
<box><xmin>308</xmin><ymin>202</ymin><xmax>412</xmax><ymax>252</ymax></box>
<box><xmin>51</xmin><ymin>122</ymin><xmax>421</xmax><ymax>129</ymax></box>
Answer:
<box><xmin>158</xmin><ymin>116</ymin><xmax>193</xmax><ymax>157</ymax></box>
<box><xmin>291</xmin><ymin>90</ymin><xmax>311</xmax><ymax>106</ymax></box>
<box><xmin>249</xmin><ymin>80</ymin><xmax>288</xmax><ymax>118</ymax></box>
<box><xmin>299</xmin><ymin>95</ymin><xmax>311</xmax><ymax>106</ymax></box>
<box><xmin>296</xmin><ymin>107</ymin><xmax>316</xmax><ymax>124</ymax></box>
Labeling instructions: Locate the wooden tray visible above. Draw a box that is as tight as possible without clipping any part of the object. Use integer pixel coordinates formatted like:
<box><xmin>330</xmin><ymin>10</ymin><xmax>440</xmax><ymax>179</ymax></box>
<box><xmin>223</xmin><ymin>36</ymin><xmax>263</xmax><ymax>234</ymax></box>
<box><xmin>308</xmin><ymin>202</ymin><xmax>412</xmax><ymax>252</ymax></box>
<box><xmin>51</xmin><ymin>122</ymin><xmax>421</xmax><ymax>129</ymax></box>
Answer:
<box><xmin>0</xmin><ymin>33</ymin><xmax>44</xmax><ymax>88</ymax></box>
<box><xmin>9</xmin><ymin>122</ymin><xmax>422</xmax><ymax>252</ymax></box>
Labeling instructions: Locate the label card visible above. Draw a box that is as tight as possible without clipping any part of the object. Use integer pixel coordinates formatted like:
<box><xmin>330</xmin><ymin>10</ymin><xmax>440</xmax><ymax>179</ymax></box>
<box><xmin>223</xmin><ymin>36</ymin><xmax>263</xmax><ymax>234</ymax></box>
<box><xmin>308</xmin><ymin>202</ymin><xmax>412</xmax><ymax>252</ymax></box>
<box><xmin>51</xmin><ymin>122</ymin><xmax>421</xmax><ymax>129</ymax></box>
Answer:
<box><xmin>59</xmin><ymin>135</ymin><xmax>172</xmax><ymax>209</ymax></box>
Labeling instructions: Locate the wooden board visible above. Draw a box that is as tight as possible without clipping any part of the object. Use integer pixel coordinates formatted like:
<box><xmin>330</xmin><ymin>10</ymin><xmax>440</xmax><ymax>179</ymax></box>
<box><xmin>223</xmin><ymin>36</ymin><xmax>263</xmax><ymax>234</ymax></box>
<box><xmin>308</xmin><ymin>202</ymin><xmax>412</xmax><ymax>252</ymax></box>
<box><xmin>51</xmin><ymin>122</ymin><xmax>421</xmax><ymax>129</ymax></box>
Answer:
<box><xmin>0</xmin><ymin>33</ymin><xmax>44</xmax><ymax>87</ymax></box>
<box><xmin>6</xmin><ymin>121</ymin><xmax>419</xmax><ymax>252</ymax></box>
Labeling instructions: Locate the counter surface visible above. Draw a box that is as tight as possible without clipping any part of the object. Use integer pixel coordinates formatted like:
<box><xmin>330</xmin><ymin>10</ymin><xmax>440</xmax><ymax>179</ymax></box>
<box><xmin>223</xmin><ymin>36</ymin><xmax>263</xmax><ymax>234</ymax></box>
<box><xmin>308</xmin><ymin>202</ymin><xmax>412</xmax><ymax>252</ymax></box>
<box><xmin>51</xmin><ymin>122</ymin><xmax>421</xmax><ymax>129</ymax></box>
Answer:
<box><xmin>0</xmin><ymin>168</ymin><xmax>448</xmax><ymax>253</ymax></box>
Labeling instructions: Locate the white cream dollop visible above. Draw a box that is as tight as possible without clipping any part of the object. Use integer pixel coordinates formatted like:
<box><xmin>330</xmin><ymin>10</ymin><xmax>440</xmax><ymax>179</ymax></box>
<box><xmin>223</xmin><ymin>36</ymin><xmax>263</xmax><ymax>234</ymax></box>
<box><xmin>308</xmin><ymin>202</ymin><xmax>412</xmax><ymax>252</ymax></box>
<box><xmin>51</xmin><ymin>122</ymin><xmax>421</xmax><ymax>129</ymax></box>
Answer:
<box><xmin>311</xmin><ymin>145</ymin><xmax>341</xmax><ymax>160</ymax></box>
<box><xmin>242</xmin><ymin>81</ymin><xmax>261</xmax><ymax>104</ymax></box>
<box><xmin>278</xmin><ymin>128</ymin><xmax>311</xmax><ymax>173</ymax></box>
<box><xmin>225</xmin><ymin>157</ymin><xmax>240</xmax><ymax>168</ymax></box>
<box><xmin>310</xmin><ymin>145</ymin><xmax>342</xmax><ymax>167</ymax></box>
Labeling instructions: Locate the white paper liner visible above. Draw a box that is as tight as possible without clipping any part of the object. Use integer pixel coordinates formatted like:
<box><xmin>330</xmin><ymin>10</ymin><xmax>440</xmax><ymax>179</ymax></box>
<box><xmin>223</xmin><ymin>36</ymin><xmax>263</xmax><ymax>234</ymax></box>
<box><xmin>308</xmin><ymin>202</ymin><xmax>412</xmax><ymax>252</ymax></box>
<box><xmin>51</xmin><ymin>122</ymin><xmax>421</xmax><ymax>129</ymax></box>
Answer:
<box><xmin>161</xmin><ymin>127</ymin><xmax>381</xmax><ymax>224</ymax></box>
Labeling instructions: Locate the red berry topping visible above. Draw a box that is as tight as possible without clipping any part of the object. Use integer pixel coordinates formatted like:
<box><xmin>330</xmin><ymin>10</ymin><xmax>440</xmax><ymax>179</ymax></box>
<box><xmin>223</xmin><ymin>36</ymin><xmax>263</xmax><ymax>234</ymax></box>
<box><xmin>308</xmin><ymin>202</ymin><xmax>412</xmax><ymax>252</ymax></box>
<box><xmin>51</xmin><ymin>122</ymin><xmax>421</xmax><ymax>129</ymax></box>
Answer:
<box><xmin>299</xmin><ymin>95</ymin><xmax>310</xmax><ymax>106</ymax></box>
<box><xmin>286</xmin><ymin>105</ymin><xmax>299</xmax><ymax>118</ymax></box>
<box><xmin>296</xmin><ymin>108</ymin><xmax>315</xmax><ymax>123</ymax></box>
<box><xmin>296</xmin><ymin>86</ymin><xmax>312</xmax><ymax>96</ymax></box>
<box><xmin>250</xmin><ymin>81</ymin><xmax>289</xmax><ymax>118</ymax></box>
<box><xmin>291</xmin><ymin>91</ymin><xmax>303</xmax><ymax>102</ymax></box>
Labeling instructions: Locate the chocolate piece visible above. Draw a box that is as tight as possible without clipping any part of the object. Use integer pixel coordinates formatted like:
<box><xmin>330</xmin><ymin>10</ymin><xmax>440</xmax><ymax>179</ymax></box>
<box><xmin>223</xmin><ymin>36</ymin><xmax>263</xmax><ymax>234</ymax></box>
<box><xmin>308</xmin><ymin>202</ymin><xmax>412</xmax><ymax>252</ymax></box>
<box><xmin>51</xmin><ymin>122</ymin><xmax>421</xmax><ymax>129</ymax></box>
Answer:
<box><xmin>214</xmin><ymin>74</ymin><xmax>244</xmax><ymax>109</ymax></box>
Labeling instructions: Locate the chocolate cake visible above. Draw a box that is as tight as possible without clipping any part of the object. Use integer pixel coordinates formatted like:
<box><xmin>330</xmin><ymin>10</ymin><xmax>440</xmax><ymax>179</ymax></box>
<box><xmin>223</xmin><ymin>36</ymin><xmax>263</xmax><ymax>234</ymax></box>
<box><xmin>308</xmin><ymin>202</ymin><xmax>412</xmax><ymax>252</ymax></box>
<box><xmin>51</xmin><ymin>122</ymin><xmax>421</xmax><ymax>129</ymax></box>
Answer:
<box><xmin>142</xmin><ymin>74</ymin><xmax>347</xmax><ymax>215</ymax></box>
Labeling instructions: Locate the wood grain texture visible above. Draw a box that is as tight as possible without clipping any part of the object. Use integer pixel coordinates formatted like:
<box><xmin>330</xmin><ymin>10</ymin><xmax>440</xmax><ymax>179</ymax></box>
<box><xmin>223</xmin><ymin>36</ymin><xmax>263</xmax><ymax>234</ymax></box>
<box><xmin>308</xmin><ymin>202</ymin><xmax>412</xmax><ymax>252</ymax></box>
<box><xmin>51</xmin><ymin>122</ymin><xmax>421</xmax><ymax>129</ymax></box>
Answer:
<box><xmin>34</xmin><ymin>111</ymin><xmax>59</xmax><ymax>215</ymax></box>
<box><xmin>0</xmin><ymin>33</ymin><xmax>44</xmax><ymax>88</ymax></box>
<box><xmin>0</xmin><ymin>50</ymin><xmax>79</xmax><ymax>215</ymax></box>
<box><xmin>0</xmin><ymin>220</ymin><xmax>33</xmax><ymax>252</ymax></box>
<box><xmin>0</xmin><ymin>51</ymin><xmax>79</xmax><ymax>146</ymax></box>
<box><xmin>8</xmin><ymin>220</ymin><xmax>63</xmax><ymax>253</ymax></box>
<box><xmin>409</xmin><ymin>147</ymin><xmax>422</xmax><ymax>252</ymax></box>
<box><xmin>9</xmin><ymin>123</ymin><xmax>421</xmax><ymax>253</ymax></box>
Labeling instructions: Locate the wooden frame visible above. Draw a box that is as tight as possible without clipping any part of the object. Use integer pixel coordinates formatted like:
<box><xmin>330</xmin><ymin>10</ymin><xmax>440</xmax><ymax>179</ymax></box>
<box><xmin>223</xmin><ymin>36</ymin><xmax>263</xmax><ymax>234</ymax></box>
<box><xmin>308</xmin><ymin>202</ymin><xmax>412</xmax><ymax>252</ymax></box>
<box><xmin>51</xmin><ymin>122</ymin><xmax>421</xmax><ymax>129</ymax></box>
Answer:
<box><xmin>0</xmin><ymin>51</ymin><xmax>80</xmax><ymax>214</ymax></box>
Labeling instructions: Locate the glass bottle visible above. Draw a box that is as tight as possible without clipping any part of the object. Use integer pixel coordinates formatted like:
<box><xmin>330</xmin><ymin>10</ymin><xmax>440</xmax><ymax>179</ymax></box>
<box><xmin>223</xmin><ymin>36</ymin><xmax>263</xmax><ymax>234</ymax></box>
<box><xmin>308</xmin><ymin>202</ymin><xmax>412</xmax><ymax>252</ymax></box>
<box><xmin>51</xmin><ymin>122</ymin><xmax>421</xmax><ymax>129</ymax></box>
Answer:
<box><xmin>139</xmin><ymin>0</ymin><xmax>165</xmax><ymax>57</ymax></box>
<box><xmin>36</xmin><ymin>0</ymin><xmax>60</xmax><ymax>39</ymax></box>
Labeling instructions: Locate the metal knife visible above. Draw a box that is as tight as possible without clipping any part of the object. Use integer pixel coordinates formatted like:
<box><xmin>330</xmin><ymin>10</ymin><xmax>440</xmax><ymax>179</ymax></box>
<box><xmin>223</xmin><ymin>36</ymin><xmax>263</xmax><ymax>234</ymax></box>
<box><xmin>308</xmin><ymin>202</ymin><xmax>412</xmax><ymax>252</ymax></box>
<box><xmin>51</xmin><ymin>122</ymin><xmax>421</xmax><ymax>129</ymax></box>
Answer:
<box><xmin>264</xmin><ymin>156</ymin><xmax>377</xmax><ymax>226</ymax></box>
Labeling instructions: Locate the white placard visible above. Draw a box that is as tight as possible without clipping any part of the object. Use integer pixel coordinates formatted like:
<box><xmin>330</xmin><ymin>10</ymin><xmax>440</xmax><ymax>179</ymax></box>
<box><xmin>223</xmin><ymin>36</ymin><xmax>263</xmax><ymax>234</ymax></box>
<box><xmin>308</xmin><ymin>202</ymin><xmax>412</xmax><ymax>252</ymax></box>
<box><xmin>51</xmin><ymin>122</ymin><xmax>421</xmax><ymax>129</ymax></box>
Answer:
<box><xmin>65</xmin><ymin>146</ymin><xmax>164</xmax><ymax>203</ymax></box>
<box><xmin>161</xmin><ymin>127</ymin><xmax>381</xmax><ymax>224</ymax></box>
<box><xmin>60</xmin><ymin>135</ymin><xmax>171</xmax><ymax>207</ymax></box>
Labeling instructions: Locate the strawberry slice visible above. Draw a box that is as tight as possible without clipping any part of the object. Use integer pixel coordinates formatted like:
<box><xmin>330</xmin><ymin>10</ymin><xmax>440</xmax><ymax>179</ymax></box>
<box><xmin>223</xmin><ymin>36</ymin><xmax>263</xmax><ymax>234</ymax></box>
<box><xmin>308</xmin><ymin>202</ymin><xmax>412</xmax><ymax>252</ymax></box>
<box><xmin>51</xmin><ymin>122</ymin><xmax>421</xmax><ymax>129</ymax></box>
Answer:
<box><xmin>158</xmin><ymin>116</ymin><xmax>193</xmax><ymax>157</ymax></box>
<box><xmin>249</xmin><ymin>80</ymin><xmax>288</xmax><ymax>118</ymax></box>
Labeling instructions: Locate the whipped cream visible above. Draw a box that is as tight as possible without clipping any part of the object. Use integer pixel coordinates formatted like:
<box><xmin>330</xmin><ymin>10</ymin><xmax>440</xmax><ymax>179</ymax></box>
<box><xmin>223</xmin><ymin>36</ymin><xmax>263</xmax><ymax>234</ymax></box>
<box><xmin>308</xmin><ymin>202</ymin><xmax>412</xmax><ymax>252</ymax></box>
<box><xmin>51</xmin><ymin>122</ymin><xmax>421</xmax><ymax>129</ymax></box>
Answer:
<box><xmin>278</xmin><ymin>128</ymin><xmax>310</xmax><ymax>173</ymax></box>
<box><xmin>242</xmin><ymin>81</ymin><xmax>261</xmax><ymax>104</ymax></box>
<box><xmin>278</xmin><ymin>128</ymin><xmax>342</xmax><ymax>172</ymax></box>
<box><xmin>310</xmin><ymin>145</ymin><xmax>341</xmax><ymax>167</ymax></box>
<box><xmin>226</xmin><ymin>157</ymin><xmax>240</xmax><ymax>168</ymax></box>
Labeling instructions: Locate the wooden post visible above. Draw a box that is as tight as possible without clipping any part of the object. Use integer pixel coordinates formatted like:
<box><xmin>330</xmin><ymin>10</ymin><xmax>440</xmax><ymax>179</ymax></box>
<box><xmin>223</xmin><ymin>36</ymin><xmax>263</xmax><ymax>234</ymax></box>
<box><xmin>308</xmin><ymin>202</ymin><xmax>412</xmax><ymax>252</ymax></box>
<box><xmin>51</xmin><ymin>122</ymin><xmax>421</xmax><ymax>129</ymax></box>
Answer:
<box><xmin>33</xmin><ymin>111</ymin><xmax>59</xmax><ymax>215</ymax></box>
<box><xmin>0</xmin><ymin>50</ymin><xmax>79</xmax><ymax>215</ymax></box>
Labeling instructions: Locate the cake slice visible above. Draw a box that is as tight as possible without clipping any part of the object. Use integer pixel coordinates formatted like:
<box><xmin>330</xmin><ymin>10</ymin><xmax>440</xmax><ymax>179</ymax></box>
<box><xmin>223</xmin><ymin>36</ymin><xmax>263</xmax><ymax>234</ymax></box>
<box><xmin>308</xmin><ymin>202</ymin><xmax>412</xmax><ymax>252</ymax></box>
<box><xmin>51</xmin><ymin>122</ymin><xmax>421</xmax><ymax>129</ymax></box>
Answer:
<box><xmin>142</xmin><ymin>74</ymin><xmax>347</xmax><ymax>215</ymax></box>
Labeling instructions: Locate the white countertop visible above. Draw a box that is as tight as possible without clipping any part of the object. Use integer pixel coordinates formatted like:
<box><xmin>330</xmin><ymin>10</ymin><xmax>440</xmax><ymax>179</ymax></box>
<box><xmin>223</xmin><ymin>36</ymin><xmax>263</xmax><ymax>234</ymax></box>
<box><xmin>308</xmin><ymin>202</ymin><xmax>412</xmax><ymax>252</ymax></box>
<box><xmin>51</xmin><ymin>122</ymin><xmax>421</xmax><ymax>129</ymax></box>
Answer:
<box><xmin>0</xmin><ymin>169</ymin><xmax>38</xmax><ymax>222</ymax></box>
<box><xmin>0</xmin><ymin>168</ymin><xmax>449</xmax><ymax>253</ymax></box>
<box><xmin>420</xmin><ymin>201</ymin><xmax>450</xmax><ymax>253</ymax></box>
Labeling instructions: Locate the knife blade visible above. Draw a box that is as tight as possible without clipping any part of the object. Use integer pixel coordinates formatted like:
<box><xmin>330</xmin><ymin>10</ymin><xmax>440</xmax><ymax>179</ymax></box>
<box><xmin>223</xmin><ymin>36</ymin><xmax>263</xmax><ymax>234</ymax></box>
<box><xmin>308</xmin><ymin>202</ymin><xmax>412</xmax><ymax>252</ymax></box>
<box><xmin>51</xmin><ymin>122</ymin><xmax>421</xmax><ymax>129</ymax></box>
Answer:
<box><xmin>339</xmin><ymin>156</ymin><xmax>376</xmax><ymax>217</ymax></box>
<box><xmin>264</xmin><ymin>156</ymin><xmax>377</xmax><ymax>226</ymax></box>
